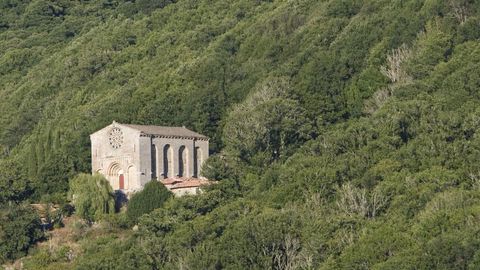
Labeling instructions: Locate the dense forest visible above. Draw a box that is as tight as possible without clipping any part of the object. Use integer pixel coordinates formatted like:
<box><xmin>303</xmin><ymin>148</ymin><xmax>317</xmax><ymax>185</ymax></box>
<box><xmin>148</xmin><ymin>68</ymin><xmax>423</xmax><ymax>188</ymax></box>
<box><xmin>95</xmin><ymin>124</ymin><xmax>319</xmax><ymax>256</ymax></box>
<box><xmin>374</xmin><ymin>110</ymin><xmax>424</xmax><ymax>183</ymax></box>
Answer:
<box><xmin>1</xmin><ymin>0</ymin><xmax>480</xmax><ymax>269</ymax></box>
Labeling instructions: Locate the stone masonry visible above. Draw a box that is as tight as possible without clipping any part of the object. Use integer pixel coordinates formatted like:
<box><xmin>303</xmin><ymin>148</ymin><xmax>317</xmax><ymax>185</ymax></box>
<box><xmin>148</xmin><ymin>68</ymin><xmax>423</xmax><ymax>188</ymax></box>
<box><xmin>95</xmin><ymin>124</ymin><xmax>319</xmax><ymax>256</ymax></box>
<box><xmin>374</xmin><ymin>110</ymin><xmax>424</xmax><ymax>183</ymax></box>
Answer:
<box><xmin>90</xmin><ymin>121</ymin><xmax>209</xmax><ymax>194</ymax></box>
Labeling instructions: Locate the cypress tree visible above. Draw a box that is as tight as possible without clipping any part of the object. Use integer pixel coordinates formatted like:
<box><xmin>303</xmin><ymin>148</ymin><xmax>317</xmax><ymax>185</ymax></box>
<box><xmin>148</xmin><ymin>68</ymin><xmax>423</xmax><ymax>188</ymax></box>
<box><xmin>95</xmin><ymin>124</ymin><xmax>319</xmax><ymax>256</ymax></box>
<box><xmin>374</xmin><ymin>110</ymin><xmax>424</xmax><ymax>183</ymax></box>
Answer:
<box><xmin>126</xmin><ymin>180</ymin><xmax>172</xmax><ymax>223</ymax></box>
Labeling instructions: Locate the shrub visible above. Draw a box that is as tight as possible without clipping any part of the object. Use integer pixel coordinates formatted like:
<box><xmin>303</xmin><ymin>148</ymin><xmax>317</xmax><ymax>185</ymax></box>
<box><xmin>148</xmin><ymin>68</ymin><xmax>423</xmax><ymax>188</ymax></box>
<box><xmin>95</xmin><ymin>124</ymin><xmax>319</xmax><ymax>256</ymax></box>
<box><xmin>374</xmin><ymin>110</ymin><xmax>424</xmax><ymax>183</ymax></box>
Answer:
<box><xmin>60</xmin><ymin>203</ymin><xmax>75</xmax><ymax>217</ymax></box>
<box><xmin>126</xmin><ymin>180</ymin><xmax>172</xmax><ymax>223</ymax></box>
<box><xmin>102</xmin><ymin>213</ymin><xmax>130</xmax><ymax>229</ymax></box>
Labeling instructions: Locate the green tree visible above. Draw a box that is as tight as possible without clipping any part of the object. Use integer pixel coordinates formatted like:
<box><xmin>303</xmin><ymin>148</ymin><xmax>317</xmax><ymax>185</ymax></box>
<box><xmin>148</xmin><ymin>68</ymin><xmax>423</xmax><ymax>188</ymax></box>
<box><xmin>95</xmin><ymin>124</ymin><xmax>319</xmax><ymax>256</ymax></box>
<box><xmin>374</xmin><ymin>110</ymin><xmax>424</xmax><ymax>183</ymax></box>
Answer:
<box><xmin>406</xmin><ymin>20</ymin><xmax>453</xmax><ymax>79</ymax></box>
<box><xmin>201</xmin><ymin>154</ymin><xmax>234</xmax><ymax>180</ymax></box>
<box><xmin>68</xmin><ymin>173</ymin><xmax>115</xmax><ymax>222</ymax></box>
<box><xmin>127</xmin><ymin>180</ymin><xmax>172</xmax><ymax>223</ymax></box>
<box><xmin>0</xmin><ymin>204</ymin><xmax>43</xmax><ymax>263</ymax></box>
<box><xmin>34</xmin><ymin>154</ymin><xmax>73</xmax><ymax>202</ymax></box>
<box><xmin>223</xmin><ymin>77</ymin><xmax>313</xmax><ymax>167</ymax></box>
<box><xmin>0</xmin><ymin>159</ymin><xmax>32</xmax><ymax>203</ymax></box>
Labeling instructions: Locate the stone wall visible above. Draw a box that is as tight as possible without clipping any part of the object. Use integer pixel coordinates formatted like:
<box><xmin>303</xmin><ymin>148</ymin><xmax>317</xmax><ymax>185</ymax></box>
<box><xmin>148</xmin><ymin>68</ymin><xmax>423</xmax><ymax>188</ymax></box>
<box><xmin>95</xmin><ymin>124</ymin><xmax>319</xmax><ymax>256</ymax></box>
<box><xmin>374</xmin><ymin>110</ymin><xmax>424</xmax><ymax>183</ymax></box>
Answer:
<box><xmin>151</xmin><ymin>137</ymin><xmax>208</xmax><ymax>179</ymax></box>
<box><xmin>91</xmin><ymin>122</ymin><xmax>209</xmax><ymax>193</ymax></box>
<box><xmin>90</xmin><ymin>123</ymin><xmax>142</xmax><ymax>192</ymax></box>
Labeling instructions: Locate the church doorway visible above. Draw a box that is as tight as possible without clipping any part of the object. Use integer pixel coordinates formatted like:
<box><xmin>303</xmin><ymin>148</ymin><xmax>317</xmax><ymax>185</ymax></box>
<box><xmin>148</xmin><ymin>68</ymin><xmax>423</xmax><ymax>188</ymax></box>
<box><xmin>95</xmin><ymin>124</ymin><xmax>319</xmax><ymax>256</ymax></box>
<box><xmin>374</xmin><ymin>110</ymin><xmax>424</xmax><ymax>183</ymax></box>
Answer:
<box><xmin>107</xmin><ymin>163</ymin><xmax>124</xmax><ymax>190</ymax></box>
<box><xmin>119</xmin><ymin>174</ymin><xmax>125</xmax><ymax>190</ymax></box>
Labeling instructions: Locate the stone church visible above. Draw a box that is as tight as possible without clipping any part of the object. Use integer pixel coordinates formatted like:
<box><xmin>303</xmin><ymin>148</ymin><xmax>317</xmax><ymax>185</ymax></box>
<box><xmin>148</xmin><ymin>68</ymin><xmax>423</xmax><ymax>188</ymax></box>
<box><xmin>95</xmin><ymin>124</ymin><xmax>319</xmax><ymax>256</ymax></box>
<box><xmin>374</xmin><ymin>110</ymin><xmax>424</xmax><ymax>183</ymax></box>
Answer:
<box><xmin>90</xmin><ymin>121</ymin><xmax>209</xmax><ymax>194</ymax></box>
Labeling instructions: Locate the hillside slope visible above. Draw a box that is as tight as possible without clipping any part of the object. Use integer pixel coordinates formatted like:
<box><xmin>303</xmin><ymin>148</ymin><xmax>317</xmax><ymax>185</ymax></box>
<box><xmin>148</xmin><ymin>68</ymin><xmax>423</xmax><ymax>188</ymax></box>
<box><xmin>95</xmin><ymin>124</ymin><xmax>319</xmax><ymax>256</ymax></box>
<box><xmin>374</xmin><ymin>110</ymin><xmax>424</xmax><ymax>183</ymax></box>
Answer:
<box><xmin>1</xmin><ymin>0</ymin><xmax>480</xmax><ymax>269</ymax></box>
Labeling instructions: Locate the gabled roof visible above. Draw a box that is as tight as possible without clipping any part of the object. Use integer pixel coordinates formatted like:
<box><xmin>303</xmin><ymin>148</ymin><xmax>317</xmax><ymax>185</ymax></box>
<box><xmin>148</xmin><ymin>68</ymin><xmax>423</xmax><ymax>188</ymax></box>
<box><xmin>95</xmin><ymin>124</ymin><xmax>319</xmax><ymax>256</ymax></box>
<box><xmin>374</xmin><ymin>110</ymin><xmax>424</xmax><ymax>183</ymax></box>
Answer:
<box><xmin>90</xmin><ymin>121</ymin><xmax>209</xmax><ymax>140</ymax></box>
<box><xmin>121</xmin><ymin>123</ymin><xmax>208</xmax><ymax>140</ymax></box>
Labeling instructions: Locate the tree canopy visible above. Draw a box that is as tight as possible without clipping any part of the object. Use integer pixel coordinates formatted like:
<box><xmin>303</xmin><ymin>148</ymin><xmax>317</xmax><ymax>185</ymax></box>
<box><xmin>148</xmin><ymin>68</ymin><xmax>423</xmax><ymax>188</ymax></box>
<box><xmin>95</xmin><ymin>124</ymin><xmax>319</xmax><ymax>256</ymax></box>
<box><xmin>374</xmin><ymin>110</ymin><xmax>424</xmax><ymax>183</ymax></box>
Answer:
<box><xmin>2</xmin><ymin>0</ymin><xmax>480</xmax><ymax>268</ymax></box>
<box><xmin>68</xmin><ymin>173</ymin><xmax>115</xmax><ymax>222</ymax></box>
<box><xmin>126</xmin><ymin>180</ymin><xmax>172</xmax><ymax>223</ymax></box>
<box><xmin>0</xmin><ymin>204</ymin><xmax>43</xmax><ymax>263</ymax></box>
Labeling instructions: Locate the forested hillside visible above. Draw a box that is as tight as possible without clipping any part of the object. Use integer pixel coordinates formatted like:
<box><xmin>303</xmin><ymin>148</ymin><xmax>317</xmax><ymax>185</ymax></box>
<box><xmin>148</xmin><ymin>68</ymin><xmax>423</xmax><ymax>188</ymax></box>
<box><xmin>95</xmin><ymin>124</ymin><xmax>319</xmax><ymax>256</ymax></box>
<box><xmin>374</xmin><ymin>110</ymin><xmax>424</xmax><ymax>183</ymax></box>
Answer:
<box><xmin>1</xmin><ymin>0</ymin><xmax>480</xmax><ymax>269</ymax></box>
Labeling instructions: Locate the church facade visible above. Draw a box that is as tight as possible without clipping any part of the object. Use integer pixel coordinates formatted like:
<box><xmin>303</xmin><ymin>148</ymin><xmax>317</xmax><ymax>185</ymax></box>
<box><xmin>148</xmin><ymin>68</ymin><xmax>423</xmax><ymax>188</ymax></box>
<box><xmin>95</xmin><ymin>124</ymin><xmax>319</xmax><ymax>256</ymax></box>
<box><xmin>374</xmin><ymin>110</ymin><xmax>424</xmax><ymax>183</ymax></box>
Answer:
<box><xmin>90</xmin><ymin>121</ymin><xmax>209</xmax><ymax>193</ymax></box>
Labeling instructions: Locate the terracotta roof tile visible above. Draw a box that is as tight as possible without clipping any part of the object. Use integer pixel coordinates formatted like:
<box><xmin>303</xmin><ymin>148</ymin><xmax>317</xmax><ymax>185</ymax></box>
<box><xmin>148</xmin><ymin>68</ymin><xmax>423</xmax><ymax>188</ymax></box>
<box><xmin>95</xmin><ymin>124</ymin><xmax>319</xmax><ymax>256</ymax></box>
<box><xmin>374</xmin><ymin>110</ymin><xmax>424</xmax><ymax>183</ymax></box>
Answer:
<box><xmin>159</xmin><ymin>177</ymin><xmax>214</xmax><ymax>190</ymax></box>
<box><xmin>170</xmin><ymin>179</ymin><xmax>211</xmax><ymax>189</ymax></box>
<box><xmin>160</xmin><ymin>178</ymin><xmax>183</xmax><ymax>185</ymax></box>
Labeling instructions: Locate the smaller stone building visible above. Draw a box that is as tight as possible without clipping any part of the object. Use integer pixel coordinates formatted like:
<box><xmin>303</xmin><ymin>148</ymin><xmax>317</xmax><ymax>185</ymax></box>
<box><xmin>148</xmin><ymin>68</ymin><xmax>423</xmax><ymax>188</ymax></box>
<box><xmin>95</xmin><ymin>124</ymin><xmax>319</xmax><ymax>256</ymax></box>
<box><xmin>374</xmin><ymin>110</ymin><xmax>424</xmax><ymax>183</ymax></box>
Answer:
<box><xmin>90</xmin><ymin>121</ymin><xmax>210</xmax><ymax>195</ymax></box>
<box><xmin>160</xmin><ymin>177</ymin><xmax>212</xmax><ymax>196</ymax></box>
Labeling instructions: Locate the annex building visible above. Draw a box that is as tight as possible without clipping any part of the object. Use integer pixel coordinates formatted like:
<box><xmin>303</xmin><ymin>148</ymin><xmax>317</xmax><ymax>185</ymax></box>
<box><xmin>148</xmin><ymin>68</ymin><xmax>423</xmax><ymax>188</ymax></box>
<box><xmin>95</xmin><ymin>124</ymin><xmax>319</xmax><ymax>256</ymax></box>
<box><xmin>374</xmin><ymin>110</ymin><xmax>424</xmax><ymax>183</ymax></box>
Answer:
<box><xmin>90</xmin><ymin>121</ymin><xmax>210</xmax><ymax>196</ymax></box>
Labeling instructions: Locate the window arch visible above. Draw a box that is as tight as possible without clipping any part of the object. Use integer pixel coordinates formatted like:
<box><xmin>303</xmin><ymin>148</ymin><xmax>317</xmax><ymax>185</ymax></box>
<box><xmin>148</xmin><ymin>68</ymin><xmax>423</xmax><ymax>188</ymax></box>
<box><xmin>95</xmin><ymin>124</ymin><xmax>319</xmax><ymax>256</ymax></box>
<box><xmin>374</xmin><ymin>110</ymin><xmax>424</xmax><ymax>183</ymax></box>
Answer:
<box><xmin>163</xmin><ymin>144</ymin><xmax>173</xmax><ymax>178</ymax></box>
<box><xmin>178</xmin><ymin>146</ymin><xmax>188</xmax><ymax>177</ymax></box>
<box><xmin>151</xmin><ymin>144</ymin><xmax>157</xmax><ymax>179</ymax></box>
<box><xmin>194</xmin><ymin>147</ymin><xmax>203</xmax><ymax>177</ymax></box>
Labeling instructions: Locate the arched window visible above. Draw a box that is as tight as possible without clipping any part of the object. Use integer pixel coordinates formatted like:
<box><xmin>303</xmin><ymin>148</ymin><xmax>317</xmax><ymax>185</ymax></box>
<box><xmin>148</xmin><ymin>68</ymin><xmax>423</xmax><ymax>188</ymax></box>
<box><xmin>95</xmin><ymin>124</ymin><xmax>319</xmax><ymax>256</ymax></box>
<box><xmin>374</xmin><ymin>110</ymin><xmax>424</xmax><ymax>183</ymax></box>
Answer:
<box><xmin>178</xmin><ymin>146</ymin><xmax>188</xmax><ymax>177</ymax></box>
<box><xmin>194</xmin><ymin>147</ymin><xmax>203</xmax><ymax>177</ymax></box>
<box><xmin>163</xmin><ymin>144</ymin><xmax>173</xmax><ymax>178</ymax></box>
<box><xmin>151</xmin><ymin>144</ymin><xmax>157</xmax><ymax>179</ymax></box>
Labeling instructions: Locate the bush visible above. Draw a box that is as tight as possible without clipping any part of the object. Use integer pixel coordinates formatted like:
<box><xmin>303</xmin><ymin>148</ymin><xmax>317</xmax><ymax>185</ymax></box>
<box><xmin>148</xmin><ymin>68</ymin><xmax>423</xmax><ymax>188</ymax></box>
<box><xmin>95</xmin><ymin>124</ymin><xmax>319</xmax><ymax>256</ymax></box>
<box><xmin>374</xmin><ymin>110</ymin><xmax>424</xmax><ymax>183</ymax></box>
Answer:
<box><xmin>126</xmin><ymin>180</ymin><xmax>172</xmax><ymax>223</ymax></box>
<box><xmin>0</xmin><ymin>204</ymin><xmax>44</xmax><ymax>263</ymax></box>
<box><xmin>68</xmin><ymin>173</ymin><xmax>115</xmax><ymax>222</ymax></box>
<box><xmin>201</xmin><ymin>154</ymin><xmax>233</xmax><ymax>180</ymax></box>
<box><xmin>60</xmin><ymin>203</ymin><xmax>75</xmax><ymax>217</ymax></box>
<box><xmin>0</xmin><ymin>159</ymin><xmax>32</xmax><ymax>203</ymax></box>
<box><xmin>102</xmin><ymin>213</ymin><xmax>130</xmax><ymax>230</ymax></box>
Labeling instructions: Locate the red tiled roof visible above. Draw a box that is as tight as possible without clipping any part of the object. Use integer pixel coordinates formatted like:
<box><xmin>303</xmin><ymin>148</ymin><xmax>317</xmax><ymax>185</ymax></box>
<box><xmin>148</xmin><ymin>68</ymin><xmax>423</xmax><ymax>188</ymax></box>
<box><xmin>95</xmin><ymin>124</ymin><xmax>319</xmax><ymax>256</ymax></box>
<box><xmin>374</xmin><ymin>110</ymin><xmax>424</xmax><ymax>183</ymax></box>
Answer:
<box><xmin>160</xmin><ymin>178</ymin><xmax>183</xmax><ymax>185</ymax></box>
<box><xmin>170</xmin><ymin>179</ymin><xmax>211</xmax><ymax>189</ymax></box>
<box><xmin>159</xmin><ymin>177</ymin><xmax>213</xmax><ymax>190</ymax></box>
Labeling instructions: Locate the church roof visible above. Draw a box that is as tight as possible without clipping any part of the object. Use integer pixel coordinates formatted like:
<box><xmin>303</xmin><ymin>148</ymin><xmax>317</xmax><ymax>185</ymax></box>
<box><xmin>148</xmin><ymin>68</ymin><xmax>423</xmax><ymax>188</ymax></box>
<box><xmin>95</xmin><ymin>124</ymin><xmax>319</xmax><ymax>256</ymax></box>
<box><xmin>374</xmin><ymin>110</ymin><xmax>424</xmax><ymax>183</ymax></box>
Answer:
<box><xmin>122</xmin><ymin>124</ymin><xmax>208</xmax><ymax>140</ymax></box>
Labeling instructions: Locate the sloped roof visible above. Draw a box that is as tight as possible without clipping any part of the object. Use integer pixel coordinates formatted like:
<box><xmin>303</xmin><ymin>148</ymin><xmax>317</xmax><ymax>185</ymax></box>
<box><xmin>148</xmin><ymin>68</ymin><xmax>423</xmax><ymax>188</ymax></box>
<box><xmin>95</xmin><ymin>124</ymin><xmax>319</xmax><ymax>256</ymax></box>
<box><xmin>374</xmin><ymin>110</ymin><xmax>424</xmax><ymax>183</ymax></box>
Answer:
<box><xmin>159</xmin><ymin>177</ymin><xmax>214</xmax><ymax>189</ymax></box>
<box><xmin>122</xmin><ymin>124</ymin><xmax>208</xmax><ymax>140</ymax></box>
<box><xmin>171</xmin><ymin>179</ymin><xmax>212</xmax><ymax>189</ymax></box>
<box><xmin>170</xmin><ymin>179</ymin><xmax>210</xmax><ymax>189</ymax></box>
<box><xmin>160</xmin><ymin>178</ymin><xmax>184</xmax><ymax>185</ymax></box>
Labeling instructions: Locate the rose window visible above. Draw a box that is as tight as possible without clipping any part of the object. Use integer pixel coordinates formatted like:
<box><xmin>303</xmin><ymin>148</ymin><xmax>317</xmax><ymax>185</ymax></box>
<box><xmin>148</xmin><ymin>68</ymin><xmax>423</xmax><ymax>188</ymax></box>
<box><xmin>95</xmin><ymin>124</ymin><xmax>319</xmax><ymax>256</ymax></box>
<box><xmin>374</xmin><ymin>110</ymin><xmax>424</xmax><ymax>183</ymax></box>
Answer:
<box><xmin>108</xmin><ymin>127</ymin><xmax>124</xmax><ymax>149</ymax></box>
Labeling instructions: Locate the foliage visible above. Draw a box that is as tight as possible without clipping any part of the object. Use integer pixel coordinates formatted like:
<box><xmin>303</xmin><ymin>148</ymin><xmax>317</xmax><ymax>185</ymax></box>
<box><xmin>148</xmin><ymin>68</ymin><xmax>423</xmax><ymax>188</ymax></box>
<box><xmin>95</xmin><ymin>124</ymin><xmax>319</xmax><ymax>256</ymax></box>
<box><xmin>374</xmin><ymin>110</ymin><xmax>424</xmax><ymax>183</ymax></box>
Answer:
<box><xmin>2</xmin><ymin>0</ymin><xmax>480</xmax><ymax>268</ymax></box>
<box><xmin>74</xmin><ymin>236</ymin><xmax>150</xmax><ymax>270</ymax></box>
<box><xmin>68</xmin><ymin>173</ymin><xmax>115</xmax><ymax>222</ymax></box>
<box><xmin>223</xmin><ymin>77</ymin><xmax>313</xmax><ymax>167</ymax></box>
<box><xmin>0</xmin><ymin>159</ymin><xmax>32</xmax><ymax>203</ymax></box>
<box><xmin>126</xmin><ymin>180</ymin><xmax>172</xmax><ymax>223</ymax></box>
<box><xmin>22</xmin><ymin>245</ymin><xmax>73</xmax><ymax>270</ymax></box>
<box><xmin>0</xmin><ymin>204</ymin><xmax>43</xmax><ymax>263</ymax></box>
<box><xmin>200</xmin><ymin>153</ymin><xmax>234</xmax><ymax>180</ymax></box>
